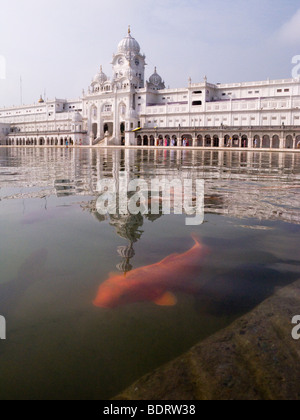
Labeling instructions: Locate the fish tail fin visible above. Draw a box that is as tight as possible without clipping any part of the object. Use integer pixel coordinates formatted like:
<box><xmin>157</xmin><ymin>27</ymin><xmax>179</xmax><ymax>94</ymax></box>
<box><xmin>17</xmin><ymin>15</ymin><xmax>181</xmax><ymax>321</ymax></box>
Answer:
<box><xmin>191</xmin><ymin>233</ymin><xmax>201</xmax><ymax>247</ymax></box>
<box><xmin>191</xmin><ymin>234</ymin><xmax>210</xmax><ymax>257</ymax></box>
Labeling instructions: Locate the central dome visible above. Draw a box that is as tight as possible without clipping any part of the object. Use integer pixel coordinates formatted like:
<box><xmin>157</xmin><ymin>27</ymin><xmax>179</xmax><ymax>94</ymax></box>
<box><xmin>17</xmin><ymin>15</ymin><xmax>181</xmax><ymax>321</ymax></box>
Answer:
<box><xmin>118</xmin><ymin>27</ymin><xmax>140</xmax><ymax>55</ymax></box>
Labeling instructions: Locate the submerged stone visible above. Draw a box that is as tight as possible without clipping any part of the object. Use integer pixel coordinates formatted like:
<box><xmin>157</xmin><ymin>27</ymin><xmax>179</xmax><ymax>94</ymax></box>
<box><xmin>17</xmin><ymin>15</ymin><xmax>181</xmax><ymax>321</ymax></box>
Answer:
<box><xmin>115</xmin><ymin>280</ymin><xmax>300</xmax><ymax>401</ymax></box>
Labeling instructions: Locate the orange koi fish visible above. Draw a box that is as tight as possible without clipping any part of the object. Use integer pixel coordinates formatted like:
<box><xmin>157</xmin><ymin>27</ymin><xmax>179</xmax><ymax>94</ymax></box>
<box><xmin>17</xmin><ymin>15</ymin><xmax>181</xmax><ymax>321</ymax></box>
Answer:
<box><xmin>93</xmin><ymin>235</ymin><xmax>209</xmax><ymax>308</ymax></box>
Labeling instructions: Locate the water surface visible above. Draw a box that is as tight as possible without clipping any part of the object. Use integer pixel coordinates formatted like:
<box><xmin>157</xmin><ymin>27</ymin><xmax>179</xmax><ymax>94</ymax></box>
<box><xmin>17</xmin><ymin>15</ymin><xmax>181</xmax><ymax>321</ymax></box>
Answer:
<box><xmin>0</xmin><ymin>148</ymin><xmax>300</xmax><ymax>400</ymax></box>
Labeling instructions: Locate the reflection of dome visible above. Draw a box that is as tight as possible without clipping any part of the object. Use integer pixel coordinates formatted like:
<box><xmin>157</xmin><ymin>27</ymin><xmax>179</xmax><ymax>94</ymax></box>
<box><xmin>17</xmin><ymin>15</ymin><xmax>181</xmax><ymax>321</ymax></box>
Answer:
<box><xmin>116</xmin><ymin>260</ymin><xmax>133</xmax><ymax>274</ymax></box>
<box><xmin>117</xmin><ymin>243</ymin><xmax>135</xmax><ymax>274</ymax></box>
<box><xmin>118</xmin><ymin>27</ymin><xmax>140</xmax><ymax>55</ymax></box>
<box><xmin>72</xmin><ymin>111</ymin><xmax>82</xmax><ymax>122</ymax></box>
<box><xmin>149</xmin><ymin>67</ymin><xmax>162</xmax><ymax>86</ymax></box>
<box><xmin>117</xmin><ymin>245</ymin><xmax>135</xmax><ymax>259</ymax></box>
<box><xmin>93</xmin><ymin>65</ymin><xmax>108</xmax><ymax>85</ymax></box>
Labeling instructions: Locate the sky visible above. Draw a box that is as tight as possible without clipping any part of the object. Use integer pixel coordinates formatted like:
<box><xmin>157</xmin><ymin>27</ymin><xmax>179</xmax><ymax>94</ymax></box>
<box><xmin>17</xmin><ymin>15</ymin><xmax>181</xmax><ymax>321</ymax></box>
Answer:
<box><xmin>0</xmin><ymin>0</ymin><xmax>300</xmax><ymax>107</ymax></box>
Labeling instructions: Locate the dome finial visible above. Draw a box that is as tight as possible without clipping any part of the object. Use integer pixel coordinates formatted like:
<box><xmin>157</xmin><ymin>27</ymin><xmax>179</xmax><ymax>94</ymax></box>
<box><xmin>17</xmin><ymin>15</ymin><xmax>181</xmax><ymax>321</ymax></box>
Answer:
<box><xmin>154</xmin><ymin>66</ymin><xmax>157</xmax><ymax>73</ymax></box>
<box><xmin>128</xmin><ymin>25</ymin><xmax>131</xmax><ymax>35</ymax></box>
<box><xmin>100</xmin><ymin>65</ymin><xmax>102</xmax><ymax>72</ymax></box>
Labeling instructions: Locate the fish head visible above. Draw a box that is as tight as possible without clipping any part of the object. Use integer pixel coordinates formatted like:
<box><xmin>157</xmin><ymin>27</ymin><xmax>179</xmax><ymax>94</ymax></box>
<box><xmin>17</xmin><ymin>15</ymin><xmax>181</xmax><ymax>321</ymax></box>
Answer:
<box><xmin>93</xmin><ymin>273</ymin><xmax>130</xmax><ymax>308</ymax></box>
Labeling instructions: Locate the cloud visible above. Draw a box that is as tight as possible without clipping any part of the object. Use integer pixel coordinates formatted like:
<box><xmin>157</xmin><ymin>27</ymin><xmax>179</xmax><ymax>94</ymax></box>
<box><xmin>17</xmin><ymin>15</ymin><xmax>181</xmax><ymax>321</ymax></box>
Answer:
<box><xmin>278</xmin><ymin>8</ymin><xmax>300</xmax><ymax>45</ymax></box>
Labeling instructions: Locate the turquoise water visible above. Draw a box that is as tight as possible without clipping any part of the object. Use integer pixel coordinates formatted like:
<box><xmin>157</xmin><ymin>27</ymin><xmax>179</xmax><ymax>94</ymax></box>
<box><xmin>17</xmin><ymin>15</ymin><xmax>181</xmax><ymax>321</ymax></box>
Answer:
<box><xmin>0</xmin><ymin>148</ymin><xmax>300</xmax><ymax>400</ymax></box>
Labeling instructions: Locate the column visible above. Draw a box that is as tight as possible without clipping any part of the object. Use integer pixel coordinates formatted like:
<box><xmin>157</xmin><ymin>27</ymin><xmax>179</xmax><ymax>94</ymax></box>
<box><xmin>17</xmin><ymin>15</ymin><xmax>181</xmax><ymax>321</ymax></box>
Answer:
<box><xmin>279</xmin><ymin>137</ymin><xmax>284</xmax><ymax>149</ymax></box>
<box><xmin>219</xmin><ymin>133</ymin><xmax>225</xmax><ymax>148</ymax></box>
<box><xmin>97</xmin><ymin>104</ymin><xmax>101</xmax><ymax>139</ymax></box>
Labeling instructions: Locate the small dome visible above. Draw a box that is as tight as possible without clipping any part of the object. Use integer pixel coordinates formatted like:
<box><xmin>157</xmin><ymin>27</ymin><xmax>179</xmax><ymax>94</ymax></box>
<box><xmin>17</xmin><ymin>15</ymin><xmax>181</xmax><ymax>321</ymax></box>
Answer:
<box><xmin>72</xmin><ymin>111</ymin><xmax>82</xmax><ymax>122</ymax></box>
<box><xmin>117</xmin><ymin>245</ymin><xmax>135</xmax><ymax>259</ymax></box>
<box><xmin>118</xmin><ymin>26</ymin><xmax>140</xmax><ymax>55</ymax></box>
<box><xmin>93</xmin><ymin>65</ymin><xmax>108</xmax><ymax>85</ymax></box>
<box><xmin>38</xmin><ymin>95</ymin><xmax>44</xmax><ymax>103</ymax></box>
<box><xmin>149</xmin><ymin>67</ymin><xmax>163</xmax><ymax>86</ymax></box>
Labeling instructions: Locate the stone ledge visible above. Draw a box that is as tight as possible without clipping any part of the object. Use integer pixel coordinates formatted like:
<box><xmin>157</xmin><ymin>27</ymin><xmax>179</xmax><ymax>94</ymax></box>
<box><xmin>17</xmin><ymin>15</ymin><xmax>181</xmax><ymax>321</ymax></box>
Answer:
<box><xmin>114</xmin><ymin>280</ymin><xmax>300</xmax><ymax>401</ymax></box>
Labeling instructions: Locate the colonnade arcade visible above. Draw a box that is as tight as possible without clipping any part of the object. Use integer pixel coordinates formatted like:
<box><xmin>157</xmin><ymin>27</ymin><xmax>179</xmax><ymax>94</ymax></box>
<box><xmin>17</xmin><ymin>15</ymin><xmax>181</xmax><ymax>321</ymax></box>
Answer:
<box><xmin>136</xmin><ymin>130</ymin><xmax>300</xmax><ymax>149</ymax></box>
<box><xmin>6</xmin><ymin>135</ymin><xmax>75</xmax><ymax>146</ymax></box>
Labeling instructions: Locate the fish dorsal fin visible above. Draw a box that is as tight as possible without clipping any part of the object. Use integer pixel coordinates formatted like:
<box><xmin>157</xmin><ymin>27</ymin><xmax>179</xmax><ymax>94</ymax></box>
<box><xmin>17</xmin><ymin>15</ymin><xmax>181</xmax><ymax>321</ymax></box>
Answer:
<box><xmin>154</xmin><ymin>292</ymin><xmax>177</xmax><ymax>307</ymax></box>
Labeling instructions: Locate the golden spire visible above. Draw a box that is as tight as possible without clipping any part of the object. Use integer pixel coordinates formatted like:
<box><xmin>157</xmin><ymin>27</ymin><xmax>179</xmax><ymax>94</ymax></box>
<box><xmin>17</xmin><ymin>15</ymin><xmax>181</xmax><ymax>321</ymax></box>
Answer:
<box><xmin>128</xmin><ymin>25</ymin><xmax>131</xmax><ymax>35</ymax></box>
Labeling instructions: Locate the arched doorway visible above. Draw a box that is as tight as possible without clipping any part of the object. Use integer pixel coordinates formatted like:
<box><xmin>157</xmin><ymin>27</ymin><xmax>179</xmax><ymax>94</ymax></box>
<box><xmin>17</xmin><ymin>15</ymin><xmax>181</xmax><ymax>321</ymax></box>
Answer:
<box><xmin>120</xmin><ymin>122</ymin><xmax>125</xmax><ymax>134</ymax></box>
<box><xmin>262</xmin><ymin>135</ymin><xmax>270</xmax><ymax>148</ymax></box>
<box><xmin>204</xmin><ymin>135</ymin><xmax>211</xmax><ymax>147</ymax></box>
<box><xmin>272</xmin><ymin>135</ymin><xmax>280</xmax><ymax>149</ymax></box>
<box><xmin>150</xmin><ymin>135</ymin><xmax>155</xmax><ymax>146</ymax></box>
<box><xmin>253</xmin><ymin>135</ymin><xmax>260</xmax><ymax>148</ymax></box>
<box><xmin>232</xmin><ymin>135</ymin><xmax>239</xmax><ymax>147</ymax></box>
<box><xmin>103</xmin><ymin>122</ymin><xmax>113</xmax><ymax>136</ymax></box>
<box><xmin>143</xmin><ymin>135</ymin><xmax>149</xmax><ymax>146</ymax></box>
<box><xmin>196</xmin><ymin>135</ymin><xmax>203</xmax><ymax>147</ymax></box>
<box><xmin>92</xmin><ymin>123</ymin><xmax>98</xmax><ymax>139</ymax></box>
<box><xmin>285</xmin><ymin>135</ymin><xmax>293</xmax><ymax>149</ymax></box>
<box><xmin>241</xmin><ymin>135</ymin><xmax>248</xmax><ymax>148</ymax></box>
<box><xmin>213</xmin><ymin>135</ymin><xmax>219</xmax><ymax>147</ymax></box>
<box><xmin>171</xmin><ymin>135</ymin><xmax>177</xmax><ymax>146</ymax></box>
<box><xmin>137</xmin><ymin>135</ymin><xmax>142</xmax><ymax>146</ymax></box>
<box><xmin>164</xmin><ymin>135</ymin><xmax>171</xmax><ymax>146</ymax></box>
<box><xmin>181</xmin><ymin>134</ymin><xmax>192</xmax><ymax>146</ymax></box>
<box><xmin>224</xmin><ymin>135</ymin><xmax>230</xmax><ymax>147</ymax></box>
<box><xmin>158</xmin><ymin>135</ymin><xmax>164</xmax><ymax>146</ymax></box>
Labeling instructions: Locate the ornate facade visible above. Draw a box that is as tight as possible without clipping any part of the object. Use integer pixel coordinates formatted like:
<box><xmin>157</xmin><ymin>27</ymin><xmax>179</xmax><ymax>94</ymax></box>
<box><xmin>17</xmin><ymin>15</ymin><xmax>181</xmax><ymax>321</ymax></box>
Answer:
<box><xmin>1</xmin><ymin>28</ymin><xmax>300</xmax><ymax>149</ymax></box>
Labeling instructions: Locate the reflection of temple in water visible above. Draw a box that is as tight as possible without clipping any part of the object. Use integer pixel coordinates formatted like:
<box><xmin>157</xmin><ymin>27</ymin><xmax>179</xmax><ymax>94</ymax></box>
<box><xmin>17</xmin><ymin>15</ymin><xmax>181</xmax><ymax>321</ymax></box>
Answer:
<box><xmin>87</xmin><ymin>207</ymin><xmax>163</xmax><ymax>273</ymax></box>
<box><xmin>1</xmin><ymin>148</ymin><xmax>300</xmax><ymax>229</ymax></box>
<box><xmin>110</xmin><ymin>213</ymin><xmax>143</xmax><ymax>273</ymax></box>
